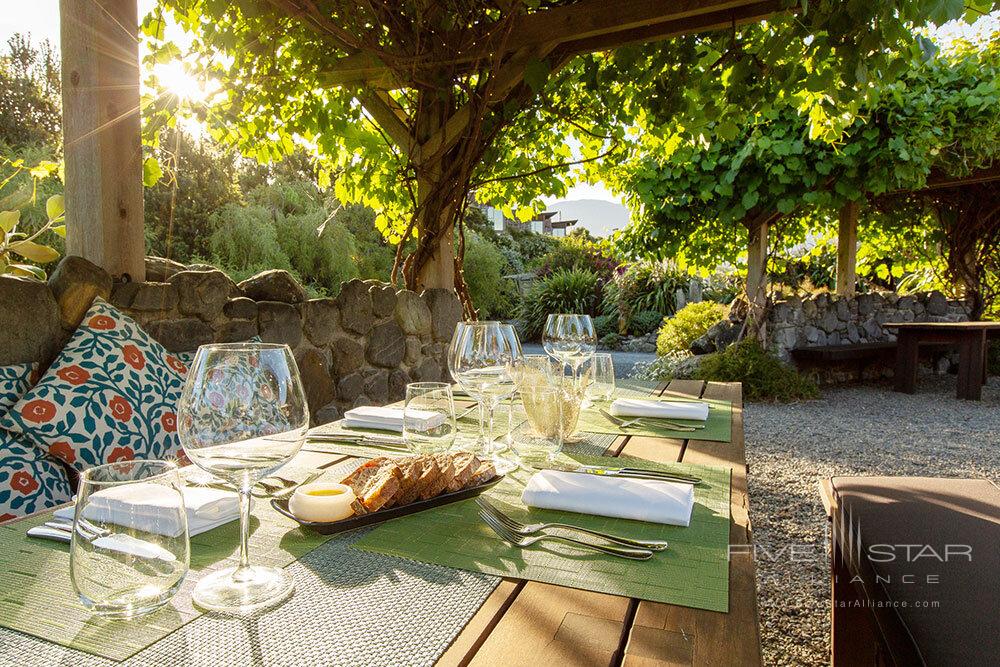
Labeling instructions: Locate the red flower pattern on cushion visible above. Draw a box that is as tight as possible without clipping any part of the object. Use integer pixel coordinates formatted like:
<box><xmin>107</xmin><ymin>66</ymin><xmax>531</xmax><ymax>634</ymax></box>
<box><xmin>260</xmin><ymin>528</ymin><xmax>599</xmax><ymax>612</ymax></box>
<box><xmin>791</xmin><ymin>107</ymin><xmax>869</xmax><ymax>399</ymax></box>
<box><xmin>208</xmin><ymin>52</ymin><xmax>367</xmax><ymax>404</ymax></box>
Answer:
<box><xmin>10</xmin><ymin>471</ymin><xmax>39</xmax><ymax>495</ymax></box>
<box><xmin>49</xmin><ymin>441</ymin><xmax>76</xmax><ymax>464</ymax></box>
<box><xmin>122</xmin><ymin>344</ymin><xmax>146</xmax><ymax>371</ymax></box>
<box><xmin>21</xmin><ymin>399</ymin><xmax>56</xmax><ymax>423</ymax></box>
<box><xmin>0</xmin><ymin>513</ymin><xmax>15</xmax><ymax>523</ymax></box>
<box><xmin>166</xmin><ymin>356</ymin><xmax>187</xmax><ymax>374</ymax></box>
<box><xmin>108</xmin><ymin>446</ymin><xmax>134</xmax><ymax>462</ymax></box>
<box><xmin>160</xmin><ymin>412</ymin><xmax>177</xmax><ymax>432</ymax></box>
<box><xmin>88</xmin><ymin>315</ymin><xmax>116</xmax><ymax>330</ymax></box>
<box><xmin>108</xmin><ymin>396</ymin><xmax>133</xmax><ymax>422</ymax></box>
<box><xmin>56</xmin><ymin>365</ymin><xmax>91</xmax><ymax>386</ymax></box>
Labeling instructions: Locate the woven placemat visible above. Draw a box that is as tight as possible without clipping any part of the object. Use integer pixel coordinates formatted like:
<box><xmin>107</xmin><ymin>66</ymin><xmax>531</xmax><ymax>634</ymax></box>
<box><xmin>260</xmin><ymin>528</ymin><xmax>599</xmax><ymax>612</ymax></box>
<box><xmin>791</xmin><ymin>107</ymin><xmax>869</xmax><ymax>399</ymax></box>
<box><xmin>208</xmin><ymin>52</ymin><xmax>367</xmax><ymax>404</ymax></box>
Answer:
<box><xmin>0</xmin><ymin>525</ymin><xmax>501</xmax><ymax>667</ymax></box>
<box><xmin>355</xmin><ymin>453</ymin><xmax>733</xmax><ymax>612</ymax></box>
<box><xmin>577</xmin><ymin>395</ymin><xmax>733</xmax><ymax>443</ymax></box>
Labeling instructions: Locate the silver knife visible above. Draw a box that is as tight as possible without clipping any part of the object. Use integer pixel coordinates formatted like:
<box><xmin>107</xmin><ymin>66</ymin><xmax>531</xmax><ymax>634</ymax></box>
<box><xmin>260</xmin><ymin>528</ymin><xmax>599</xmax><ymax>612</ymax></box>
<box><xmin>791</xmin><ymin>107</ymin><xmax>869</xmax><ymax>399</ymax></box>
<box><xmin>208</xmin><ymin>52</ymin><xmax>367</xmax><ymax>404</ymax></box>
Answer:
<box><xmin>532</xmin><ymin>463</ymin><xmax>702</xmax><ymax>485</ymax></box>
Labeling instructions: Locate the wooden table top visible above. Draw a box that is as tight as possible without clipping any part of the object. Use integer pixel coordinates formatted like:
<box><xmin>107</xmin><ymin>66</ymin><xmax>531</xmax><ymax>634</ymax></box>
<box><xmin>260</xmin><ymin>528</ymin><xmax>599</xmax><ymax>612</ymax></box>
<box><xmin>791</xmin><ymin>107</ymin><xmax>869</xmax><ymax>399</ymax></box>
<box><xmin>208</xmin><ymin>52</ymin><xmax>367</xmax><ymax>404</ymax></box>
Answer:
<box><xmin>3</xmin><ymin>380</ymin><xmax>755</xmax><ymax>666</ymax></box>
<box><xmin>883</xmin><ymin>321</ymin><xmax>1000</xmax><ymax>331</ymax></box>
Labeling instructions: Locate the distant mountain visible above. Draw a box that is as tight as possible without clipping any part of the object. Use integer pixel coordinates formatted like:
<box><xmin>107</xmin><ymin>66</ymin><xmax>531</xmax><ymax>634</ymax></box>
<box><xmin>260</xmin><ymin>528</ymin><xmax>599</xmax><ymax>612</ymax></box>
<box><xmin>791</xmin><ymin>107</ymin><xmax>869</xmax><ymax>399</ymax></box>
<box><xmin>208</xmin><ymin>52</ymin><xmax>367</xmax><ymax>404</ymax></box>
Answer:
<box><xmin>543</xmin><ymin>199</ymin><xmax>630</xmax><ymax>238</ymax></box>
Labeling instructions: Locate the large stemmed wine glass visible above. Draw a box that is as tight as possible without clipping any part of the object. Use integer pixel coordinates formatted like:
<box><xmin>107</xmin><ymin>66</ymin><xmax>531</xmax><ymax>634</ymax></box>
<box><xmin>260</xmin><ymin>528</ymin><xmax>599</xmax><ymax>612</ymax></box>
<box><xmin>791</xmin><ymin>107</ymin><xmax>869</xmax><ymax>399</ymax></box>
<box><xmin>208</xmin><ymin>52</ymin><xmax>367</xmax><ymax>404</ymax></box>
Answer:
<box><xmin>448</xmin><ymin>321</ymin><xmax>516</xmax><ymax>472</ymax></box>
<box><xmin>497</xmin><ymin>324</ymin><xmax>524</xmax><ymax>452</ymax></box>
<box><xmin>542</xmin><ymin>314</ymin><xmax>597</xmax><ymax>384</ymax></box>
<box><xmin>178</xmin><ymin>343</ymin><xmax>309</xmax><ymax>612</ymax></box>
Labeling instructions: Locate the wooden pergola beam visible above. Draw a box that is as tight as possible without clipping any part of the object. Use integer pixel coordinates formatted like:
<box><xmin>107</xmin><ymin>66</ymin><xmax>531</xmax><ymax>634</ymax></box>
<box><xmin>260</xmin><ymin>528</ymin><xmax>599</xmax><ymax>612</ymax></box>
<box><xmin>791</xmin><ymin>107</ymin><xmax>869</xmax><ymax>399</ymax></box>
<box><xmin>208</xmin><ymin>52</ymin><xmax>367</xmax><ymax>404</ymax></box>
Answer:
<box><xmin>313</xmin><ymin>0</ymin><xmax>787</xmax><ymax>87</ymax></box>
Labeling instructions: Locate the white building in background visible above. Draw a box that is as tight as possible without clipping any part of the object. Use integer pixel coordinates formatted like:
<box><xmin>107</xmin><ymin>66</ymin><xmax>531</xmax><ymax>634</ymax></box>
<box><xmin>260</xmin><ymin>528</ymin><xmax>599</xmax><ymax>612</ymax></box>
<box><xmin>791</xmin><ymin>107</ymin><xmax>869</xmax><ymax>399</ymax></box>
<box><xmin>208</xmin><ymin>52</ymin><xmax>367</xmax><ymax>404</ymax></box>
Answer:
<box><xmin>474</xmin><ymin>201</ymin><xmax>578</xmax><ymax>237</ymax></box>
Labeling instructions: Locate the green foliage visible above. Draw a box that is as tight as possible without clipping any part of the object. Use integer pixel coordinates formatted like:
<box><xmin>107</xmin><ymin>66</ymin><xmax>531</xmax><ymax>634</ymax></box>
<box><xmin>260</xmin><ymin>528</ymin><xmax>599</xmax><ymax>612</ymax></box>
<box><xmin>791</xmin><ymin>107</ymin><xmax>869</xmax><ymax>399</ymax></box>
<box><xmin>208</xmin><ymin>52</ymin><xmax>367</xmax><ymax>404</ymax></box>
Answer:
<box><xmin>517</xmin><ymin>268</ymin><xmax>601</xmax><ymax>341</ymax></box>
<box><xmin>629</xmin><ymin>310</ymin><xmax>664</xmax><ymax>336</ymax></box>
<box><xmin>0</xmin><ymin>152</ymin><xmax>63</xmax><ymax>279</ymax></box>
<box><xmin>274</xmin><ymin>207</ymin><xmax>359</xmax><ymax>295</ymax></box>
<box><xmin>534</xmin><ymin>236</ymin><xmax>618</xmax><ymax>279</ymax></box>
<box><xmin>463</xmin><ymin>231</ymin><xmax>515</xmax><ymax>319</ymax></box>
<box><xmin>208</xmin><ymin>204</ymin><xmax>291</xmax><ymax>273</ymax></box>
<box><xmin>593</xmin><ymin>314</ymin><xmax>617</xmax><ymax>339</ymax></box>
<box><xmin>602</xmin><ymin>260</ymin><xmax>688</xmax><ymax>333</ymax></box>
<box><xmin>0</xmin><ymin>35</ymin><xmax>61</xmax><ymax>147</ymax></box>
<box><xmin>599</xmin><ymin>332</ymin><xmax>622</xmax><ymax>349</ymax></box>
<box><xmin>695</xmin><ymin>339</ymin><xmax>819</xmax><ymax>402</ymax></box>
<box><xmin>608</xmin><ymin>32</ymin><xmax>1000</xmax><ymax>284</ymax></box>
<box><xmin>657</xmin><ymin>302</ymin><xmax>729</xmax><ymax>356</ymax></box>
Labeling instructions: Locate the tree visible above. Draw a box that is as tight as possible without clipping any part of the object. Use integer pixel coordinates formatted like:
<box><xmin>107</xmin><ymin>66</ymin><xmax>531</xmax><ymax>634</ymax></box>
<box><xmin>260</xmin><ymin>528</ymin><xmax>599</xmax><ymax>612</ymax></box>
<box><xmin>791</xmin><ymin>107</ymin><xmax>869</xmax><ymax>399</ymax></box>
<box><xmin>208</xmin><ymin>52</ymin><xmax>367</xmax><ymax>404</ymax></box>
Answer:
<box><xmin>146</xmin><ymin>0</ymin><xmax>992</xmax><ymax>315</ymax></box>
<box><xmin>604</xmin><ymin>31</ymin><xmax>1000</xmax><ymax>314</ymax></box>
<box><xmin>0</xmin><ymin>34</ymin><xmax>61</xmax><ymax>148</ymax></box>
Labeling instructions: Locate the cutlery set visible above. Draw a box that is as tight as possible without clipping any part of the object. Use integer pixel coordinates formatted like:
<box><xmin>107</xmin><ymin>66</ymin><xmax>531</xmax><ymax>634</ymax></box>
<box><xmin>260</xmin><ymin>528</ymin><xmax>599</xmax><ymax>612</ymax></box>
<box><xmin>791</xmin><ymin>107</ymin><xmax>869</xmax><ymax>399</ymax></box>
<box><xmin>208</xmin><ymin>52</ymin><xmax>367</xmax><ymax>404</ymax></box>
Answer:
<box><xmin>476</xmin><ymin>498</ymin><xmax>666</xmax><ymax>561</ymax></box>
<box><xmin>598</xmin><ymin>407</ymin><xmax>703</xmax><ymax>432</ymax></box>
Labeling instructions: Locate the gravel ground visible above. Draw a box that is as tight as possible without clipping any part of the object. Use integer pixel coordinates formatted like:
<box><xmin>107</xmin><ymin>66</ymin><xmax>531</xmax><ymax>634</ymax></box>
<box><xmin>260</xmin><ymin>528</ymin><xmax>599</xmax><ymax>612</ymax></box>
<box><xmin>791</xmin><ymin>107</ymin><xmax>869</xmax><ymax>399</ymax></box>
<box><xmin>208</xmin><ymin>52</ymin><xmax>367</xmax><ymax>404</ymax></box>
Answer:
<box><xmin>745</xmin><ymin>374</ymin><xmax>1000</xmax><ymax>666</ymax></box>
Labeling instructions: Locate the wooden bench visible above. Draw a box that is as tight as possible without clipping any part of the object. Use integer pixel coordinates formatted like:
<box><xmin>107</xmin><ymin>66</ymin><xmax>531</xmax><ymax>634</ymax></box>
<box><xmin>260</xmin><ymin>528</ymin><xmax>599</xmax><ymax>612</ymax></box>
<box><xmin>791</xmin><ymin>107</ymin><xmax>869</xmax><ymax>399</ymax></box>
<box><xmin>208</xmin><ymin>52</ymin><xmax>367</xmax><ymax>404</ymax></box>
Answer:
<box><xmin>791</xmin><ymin>342</ymin><xmax>897</xmax><ymax>380</ymax></box>
<box><xmin>819</xmin><ymin>477</ymin><xmax>1000</xmax><ymax>666</ymax></box>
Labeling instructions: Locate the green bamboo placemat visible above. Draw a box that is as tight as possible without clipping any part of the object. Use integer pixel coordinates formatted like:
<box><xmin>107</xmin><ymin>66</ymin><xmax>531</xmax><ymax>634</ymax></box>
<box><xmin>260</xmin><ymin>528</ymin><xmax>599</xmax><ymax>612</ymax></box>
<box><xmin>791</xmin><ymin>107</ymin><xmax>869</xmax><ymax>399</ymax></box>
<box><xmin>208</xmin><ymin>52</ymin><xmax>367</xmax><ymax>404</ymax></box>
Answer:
<box><xmin>354</xmin><ymin>453</ymin><xmax>733</xmax><ymax>612</ymax></box>
<box><xmin>0</xmin><ymin>462</ymin><xmax>345</xmax><ymax>662</ymax></box>
<box><xmin>577</xmin><ymin>395</ymin><xmax>733</xmax><ymax>443</ymax></box>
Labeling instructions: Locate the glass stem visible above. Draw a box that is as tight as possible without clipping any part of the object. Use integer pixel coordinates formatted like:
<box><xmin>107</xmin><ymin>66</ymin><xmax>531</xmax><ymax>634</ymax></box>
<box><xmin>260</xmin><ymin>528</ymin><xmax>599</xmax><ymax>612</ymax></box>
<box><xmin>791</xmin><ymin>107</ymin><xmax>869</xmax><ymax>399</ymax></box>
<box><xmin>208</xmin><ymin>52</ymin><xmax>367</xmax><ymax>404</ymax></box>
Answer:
<box><xmin>234</xmin><ymin>484</ymin><xmax>252</xmax><ymax>581</ymax></box>
<box><xmin>486</xmin><ymin>398</ymin><xmax>497</xmax><ymax>453</ymax></box>
<box><xmin>505</xmin><ymin>395</ymin><xmax>515</xmax><ymax>446</ymax></box>
<box><xmin>477</xmin><ymin>401</ymin><xmax>488</xmax><ymax>449</ymax></box>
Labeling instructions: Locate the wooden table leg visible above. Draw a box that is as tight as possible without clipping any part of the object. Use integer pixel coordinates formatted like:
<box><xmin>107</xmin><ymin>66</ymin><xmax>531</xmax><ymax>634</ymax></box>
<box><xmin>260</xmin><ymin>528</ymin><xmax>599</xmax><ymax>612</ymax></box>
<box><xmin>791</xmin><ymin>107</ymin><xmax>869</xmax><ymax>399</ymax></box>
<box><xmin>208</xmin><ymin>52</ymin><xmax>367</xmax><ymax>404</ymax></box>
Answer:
<box><xmin>956</xmin><ymin>330</ymin><xmax>986</xmax><ymax>400</ymax></box>
<box><xmin>894</xmin><ymin>331</ymin><xmax>919</xmax><ymax>394</ymax></box>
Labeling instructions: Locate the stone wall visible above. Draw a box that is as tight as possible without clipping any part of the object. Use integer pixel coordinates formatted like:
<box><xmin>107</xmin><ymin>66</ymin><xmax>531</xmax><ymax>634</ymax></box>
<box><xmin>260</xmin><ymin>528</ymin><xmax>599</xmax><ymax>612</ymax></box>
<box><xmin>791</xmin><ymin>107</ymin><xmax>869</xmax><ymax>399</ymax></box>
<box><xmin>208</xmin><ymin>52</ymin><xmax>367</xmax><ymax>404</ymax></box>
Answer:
<box><xmin>0</xmin><ymin>256</ymin><xmax>463</xmax><ymax>423</ymax></box>
<box><xmin>768</xmin><ymin>290</ymin><xmax>968</xmax><ymax>361</ymax></box>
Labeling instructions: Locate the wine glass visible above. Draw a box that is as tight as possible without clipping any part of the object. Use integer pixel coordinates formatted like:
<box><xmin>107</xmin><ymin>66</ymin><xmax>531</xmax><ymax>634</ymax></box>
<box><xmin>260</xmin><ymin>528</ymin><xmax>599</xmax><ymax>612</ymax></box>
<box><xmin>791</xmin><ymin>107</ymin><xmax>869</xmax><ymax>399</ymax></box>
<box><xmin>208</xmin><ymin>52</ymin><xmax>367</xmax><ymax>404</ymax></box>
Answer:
<box><xmin>178</xmin><ymin>343</ymin><xmax>309</xmax><ymax>612</ymax></box>
<box><xmin>449</xmin><ymin>321</ymin><xmax>515</xmax><ymax>469</ymax></box>
<box><xmin>543</xmin><ymin>314</ymin><xmax>597</xmax><ymax>381</ymax></box>
<box><xmin>497</xmin><ymin>324</ymin><xmax>524</xmax><ymax>452</ymax></box>
<box><xmin>584</xmin><ymin>352</ymin><xmax>616</xmax><ymax>402</ymax></box>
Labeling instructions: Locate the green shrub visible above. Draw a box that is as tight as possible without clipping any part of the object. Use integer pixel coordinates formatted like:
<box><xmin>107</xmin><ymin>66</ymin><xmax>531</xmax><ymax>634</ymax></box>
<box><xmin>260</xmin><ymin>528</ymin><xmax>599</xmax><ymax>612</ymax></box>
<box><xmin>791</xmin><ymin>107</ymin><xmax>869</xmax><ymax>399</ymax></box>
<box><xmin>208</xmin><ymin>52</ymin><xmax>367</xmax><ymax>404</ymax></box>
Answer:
<box><xmin>630</xmin><ymin>310</ymin><xmax>664</xmax><ymax>336</ymax></box>
<box><xmin>599</xmin><ymin>332</ymin><xmax>622</xmax><ymax>349</ymax></box>
<box><xmin>989</xmin><ymin>340</ymin><xmax>1000</xmax><ymax>376</ymax></box>
<box><xmin>209</xmin><ymin>204</ymin><xmax>292</xmax><ymax>272</ymax></box>
<box><xmin>533</xmin><ymin>236</ymin><xmax>618</xmax><ymax>279</ymax></box>
<box><xmin>695</xmin><ymin>338</ymin><xmax>819</xmax><ymax>402</ymax></box>
<box><xmin>656</xmin><ymin>301</ymin><xmax>729</xmax><ymax>356</ymax></box>
<box><xmin>463</xmin><ymin>231</ymin><xmax>515</xmax><ymax>319</ymax></box>
<box><xmin>602</xmin><ymin>259</ymin><xmax>688</xmax><ymax>332</ymax></box>
<box><xmin>275</xmin><ymin>208</ymin><xmax>359</xmax><ymax>295</ymax></box>
<box><xmin>517</xmin><ymin>268</ymin><xmax>600</xmax><ymax>341</ymax></box>
<box><xmin>594</xmin><ymin>314</ymin><xmax>617</xmax><ymax>339</ymax></box>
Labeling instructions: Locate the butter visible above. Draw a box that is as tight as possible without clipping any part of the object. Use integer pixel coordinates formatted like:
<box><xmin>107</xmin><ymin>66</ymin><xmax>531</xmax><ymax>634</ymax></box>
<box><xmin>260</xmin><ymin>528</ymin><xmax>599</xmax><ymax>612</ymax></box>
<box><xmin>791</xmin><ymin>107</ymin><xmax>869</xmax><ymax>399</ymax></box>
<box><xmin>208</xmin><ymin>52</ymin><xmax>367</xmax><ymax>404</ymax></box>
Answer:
<box><xmin>289</xmin><ymin>483</ymin><xmax>356</xmax><ymax>523</ymax></box>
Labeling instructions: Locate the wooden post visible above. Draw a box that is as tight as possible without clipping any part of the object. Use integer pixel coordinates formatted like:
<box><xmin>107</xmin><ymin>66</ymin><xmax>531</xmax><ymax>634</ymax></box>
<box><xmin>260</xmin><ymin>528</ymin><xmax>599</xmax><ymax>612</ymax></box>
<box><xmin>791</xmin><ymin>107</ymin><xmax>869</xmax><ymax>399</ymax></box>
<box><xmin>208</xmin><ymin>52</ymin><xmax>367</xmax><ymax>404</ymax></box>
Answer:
<box><xmin>61</xmin><ymin>0</ymin><xmax>146</xmax><ymax>281</ymax></box>
<box><xmin>836</xmin><ymin>201</ymin><xmax>859</xmax><ymax>297</ymax></box>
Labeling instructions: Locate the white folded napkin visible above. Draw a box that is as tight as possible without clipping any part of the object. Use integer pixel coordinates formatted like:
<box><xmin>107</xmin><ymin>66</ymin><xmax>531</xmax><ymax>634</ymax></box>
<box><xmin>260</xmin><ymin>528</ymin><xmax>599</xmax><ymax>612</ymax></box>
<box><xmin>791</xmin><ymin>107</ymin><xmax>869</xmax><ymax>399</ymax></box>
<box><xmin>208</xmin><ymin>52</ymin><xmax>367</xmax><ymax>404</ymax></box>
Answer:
<box><xmin>342</xmin><ymin>405</ymin><xmax>445</xmax><ymax>433</ymax></box>
<box><xmin>521</xmin><ymin>470</ymin><xmax>695</xmax><ymax>526</ymax></box>
<box><xmin>54</xmin><ymin>484</ymin><xmax>241</xmax><ymax>538</ymax></box>
<box><xmin>609</xmin><ymin>398</ymin><xmax>709</xmax><ymax>422</ymax></box>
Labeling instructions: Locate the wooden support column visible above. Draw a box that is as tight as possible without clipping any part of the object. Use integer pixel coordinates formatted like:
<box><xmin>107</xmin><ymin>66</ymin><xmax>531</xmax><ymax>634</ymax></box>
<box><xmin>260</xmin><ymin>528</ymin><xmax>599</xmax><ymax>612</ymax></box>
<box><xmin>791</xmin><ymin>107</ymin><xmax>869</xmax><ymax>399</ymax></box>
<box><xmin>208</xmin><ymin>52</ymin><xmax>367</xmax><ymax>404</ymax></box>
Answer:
<box><xmin>836</xmin><ymin>201</ymin><xmax>859</xmax><ymax>297</ymax></box>
<box><xmin>61</xmin><ymin>0</ymin><xmax>146</xmax><ymax>281</ymax></box>
<box><xmin>745</xmin><ymin>218</ymin><xmax>768</xmax><ymax>341</ymax></box>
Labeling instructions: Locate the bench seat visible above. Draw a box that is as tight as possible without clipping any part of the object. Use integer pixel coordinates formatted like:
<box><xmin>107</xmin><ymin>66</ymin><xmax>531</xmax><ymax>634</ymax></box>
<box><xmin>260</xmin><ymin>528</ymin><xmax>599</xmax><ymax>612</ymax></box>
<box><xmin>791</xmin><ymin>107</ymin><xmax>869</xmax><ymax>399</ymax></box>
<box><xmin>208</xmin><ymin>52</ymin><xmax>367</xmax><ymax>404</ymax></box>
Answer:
<box><xmin>824</xmin><ymin>476</ymin><xmax>1000</xmax><ymax>666</ymax></box>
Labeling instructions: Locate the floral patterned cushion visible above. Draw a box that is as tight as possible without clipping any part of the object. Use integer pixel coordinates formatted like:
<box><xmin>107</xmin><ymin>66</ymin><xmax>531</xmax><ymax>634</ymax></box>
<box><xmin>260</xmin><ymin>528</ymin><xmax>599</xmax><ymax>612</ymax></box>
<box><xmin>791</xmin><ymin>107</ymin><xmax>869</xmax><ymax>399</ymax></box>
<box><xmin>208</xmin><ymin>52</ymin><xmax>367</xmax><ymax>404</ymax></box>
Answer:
<box><xmin>0</xmin><ymin>362</ymin><xmax>37</xmax><ymax>412</ymax></box>
<box><xmin>0</xmin><ymin>299</ymin><xmax>189</xmax><ymax>471</ymax></box>
<box><xmin>0</xmin><ymin>430</ymin><xmax>72</xmax><ymax>523</ymax></box>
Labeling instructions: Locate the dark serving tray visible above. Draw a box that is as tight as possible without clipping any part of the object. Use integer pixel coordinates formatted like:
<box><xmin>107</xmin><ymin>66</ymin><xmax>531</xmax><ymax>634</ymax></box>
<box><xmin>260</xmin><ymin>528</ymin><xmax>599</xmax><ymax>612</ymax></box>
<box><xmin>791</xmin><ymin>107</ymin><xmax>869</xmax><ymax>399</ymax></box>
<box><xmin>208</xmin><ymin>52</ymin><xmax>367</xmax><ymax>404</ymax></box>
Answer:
<box><xmin>271</xmin><ymin>475</ymin><xmax>504</xmax><ymax>534</ymax></box>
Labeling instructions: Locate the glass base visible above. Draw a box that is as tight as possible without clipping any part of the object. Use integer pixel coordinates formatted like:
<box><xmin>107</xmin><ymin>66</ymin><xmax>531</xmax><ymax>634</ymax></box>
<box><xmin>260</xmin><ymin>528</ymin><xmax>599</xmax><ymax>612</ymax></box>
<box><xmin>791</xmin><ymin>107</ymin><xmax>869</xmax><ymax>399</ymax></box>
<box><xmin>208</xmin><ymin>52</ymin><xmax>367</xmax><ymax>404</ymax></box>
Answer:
<box><xmin>80</xmin><ymin>584</ymin><xmax>178</xmax><ymax>620</ymax></box>
<box><xmin>192</xmin><ymin>565</ymin><xmax>293</xmax><ymax>613</ymax></box>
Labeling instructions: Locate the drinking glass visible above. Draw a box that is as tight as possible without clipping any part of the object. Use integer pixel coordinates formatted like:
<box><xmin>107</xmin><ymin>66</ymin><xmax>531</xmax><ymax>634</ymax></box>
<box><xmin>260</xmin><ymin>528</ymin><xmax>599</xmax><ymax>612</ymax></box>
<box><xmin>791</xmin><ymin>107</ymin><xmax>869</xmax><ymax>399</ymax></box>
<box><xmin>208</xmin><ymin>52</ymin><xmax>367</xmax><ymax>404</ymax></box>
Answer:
<box><xmin>449</xmin><ymin>321</ymin><xmax>514</xmax><ymax>468</ymax></box>
<box><xmin>403</xmin><ymin>382</ymin><xmax>457</xmax><ymax>454</ymax></box>
<box><xmin>518</xmin><ymin>383</ymin><xmax>581</xmax><ymax>462</ymax></box>
<box><xmin>178</xmin><ymin>343</ymin><xmax>309</xmax><ymax>612</ymax></box>
<box><xmin>70</xmin><ymin>460</ymin><xmax>189</xmax><ymax>619</ymax></box>
<box><xmin>585</xmin><ymin>353</ymin><xmax>616</xmax><ymax>402</ymax></box>
<box><xmin>497</xmin><ymin>324</ymin><xmax>524</xmax><ymax>451</ymax></box>
<box><xmin>542</xmin><ymin>314</ymin><xmax>597</xmax><ymax>381</ymax></box>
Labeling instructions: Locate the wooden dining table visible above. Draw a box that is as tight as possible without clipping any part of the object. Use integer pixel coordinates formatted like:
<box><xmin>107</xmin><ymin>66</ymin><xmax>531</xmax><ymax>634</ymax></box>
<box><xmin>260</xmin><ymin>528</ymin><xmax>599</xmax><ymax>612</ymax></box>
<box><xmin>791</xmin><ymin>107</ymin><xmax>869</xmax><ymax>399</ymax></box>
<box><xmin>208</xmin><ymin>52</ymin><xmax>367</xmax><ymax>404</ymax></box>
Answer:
<box><xmin>885</xmin><ymin>322</ymin><xmax>1000</xmax><ymax>400</ymax></box>
<box><xmin>0</xmin><ymin>379</ymin><xmax>758</xmax><ymax>666</ymax></box>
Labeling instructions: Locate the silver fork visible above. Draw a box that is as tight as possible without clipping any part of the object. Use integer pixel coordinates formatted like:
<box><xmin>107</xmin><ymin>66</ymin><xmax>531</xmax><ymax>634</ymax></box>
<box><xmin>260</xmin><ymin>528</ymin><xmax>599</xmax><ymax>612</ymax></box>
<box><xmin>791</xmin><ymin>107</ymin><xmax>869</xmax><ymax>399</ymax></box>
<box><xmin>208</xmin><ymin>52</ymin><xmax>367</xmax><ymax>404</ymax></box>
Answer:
<box><xmin>598</xmin><ymin>407</ymin><xmax>697</xmax><ymax>432</ymax></box>
<box><xmin>477</xmin><ymin>498</ymin><xmax>668</xmax><ymax>551</ymax></box>
<box><xmin>478</xmin><ymin>510</ymin><xmax>653</xmax><ymax>560</ymax></box>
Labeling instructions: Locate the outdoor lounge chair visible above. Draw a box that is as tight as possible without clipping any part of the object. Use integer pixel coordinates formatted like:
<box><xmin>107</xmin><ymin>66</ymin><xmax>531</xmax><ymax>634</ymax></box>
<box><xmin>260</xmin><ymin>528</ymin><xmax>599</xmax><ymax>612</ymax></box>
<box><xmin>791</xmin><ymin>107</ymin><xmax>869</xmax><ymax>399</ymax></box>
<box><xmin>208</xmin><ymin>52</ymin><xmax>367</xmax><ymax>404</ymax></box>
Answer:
<box><xmin>820</xmin><ymin>476</ymin><xmax>1000</xmax><ymax>666</ymax></box>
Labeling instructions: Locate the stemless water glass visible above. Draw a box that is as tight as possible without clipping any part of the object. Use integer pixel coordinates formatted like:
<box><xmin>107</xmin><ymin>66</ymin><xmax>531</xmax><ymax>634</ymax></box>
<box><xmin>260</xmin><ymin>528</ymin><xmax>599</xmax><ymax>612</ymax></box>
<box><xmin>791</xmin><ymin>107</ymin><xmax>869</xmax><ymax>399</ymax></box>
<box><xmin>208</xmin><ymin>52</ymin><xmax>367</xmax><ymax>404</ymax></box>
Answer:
<box><xmin>70</xmin><ymin>460</ymin><xmax>189</xmax><ymax>619</ymax></box>
<box><xmin>403</xmin><ymin>382</ymin><xmax>457</xmax><ymax>454</ymax></box>
<box><xmin>518</xmin><ymin>384</ymin><xmax>576</xmax><ymax>462</ymax></box>
<box><xmin>585</xmin><ymin>352</ymin><xmax>616</xmax><ymax>402</ymax></box>
<box><xmin>178</xmin><ymin>343</ymin><xmax>309</xmax><ymax>612</ymax></box>
<box><xmin>543</xmin><ymin>314</ymin><xmax>597</xmax><ymax>381</ymax></box>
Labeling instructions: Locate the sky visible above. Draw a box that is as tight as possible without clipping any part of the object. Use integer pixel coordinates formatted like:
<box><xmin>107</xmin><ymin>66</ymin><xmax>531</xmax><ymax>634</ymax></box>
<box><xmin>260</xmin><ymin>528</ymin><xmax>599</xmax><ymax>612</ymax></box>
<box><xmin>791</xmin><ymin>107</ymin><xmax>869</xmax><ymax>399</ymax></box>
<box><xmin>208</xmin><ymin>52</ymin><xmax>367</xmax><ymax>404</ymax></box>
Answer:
<box><xmin>2</xmin><ymin>3</ymin><xmax>997</xmax><ymax>232</ymax></box>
